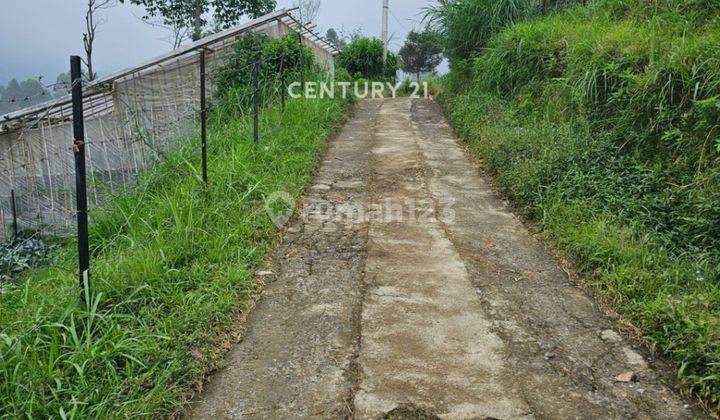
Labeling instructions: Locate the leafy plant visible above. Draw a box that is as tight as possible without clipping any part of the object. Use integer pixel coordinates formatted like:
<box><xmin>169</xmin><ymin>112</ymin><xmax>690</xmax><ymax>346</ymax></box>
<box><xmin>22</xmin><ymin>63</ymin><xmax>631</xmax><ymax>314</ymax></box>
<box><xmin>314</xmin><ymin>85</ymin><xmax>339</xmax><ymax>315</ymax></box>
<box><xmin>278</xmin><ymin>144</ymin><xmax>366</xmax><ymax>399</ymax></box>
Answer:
<box><xmin>119</xmin><ymin>0</ymin><xmax>276</xmax><ymax>41</ymax></box>
<box><xmin>335</xmin><ymin>37</ymin><xmax>399</xmax><ymax>81</ymax></box>
<box><xmin>0</xmin><ymin>238</ymin><xmax>57</xmax><ymax>283</ymax></box>
<box><xmin>213</xmin><ymin>32</ymin><xmax>314</xmax><ymax>111</ymax></box>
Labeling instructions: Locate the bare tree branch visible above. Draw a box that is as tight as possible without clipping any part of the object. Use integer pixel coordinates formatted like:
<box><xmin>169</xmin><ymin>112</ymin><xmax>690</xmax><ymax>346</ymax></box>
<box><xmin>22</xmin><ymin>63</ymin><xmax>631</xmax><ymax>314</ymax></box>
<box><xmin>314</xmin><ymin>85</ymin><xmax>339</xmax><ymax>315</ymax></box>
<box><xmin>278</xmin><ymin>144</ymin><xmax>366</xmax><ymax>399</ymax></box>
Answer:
<box><xmin>132</xmin><ymin>12</ymin><xmax>189</xmax><ymax>49</ymax></box>
<box><xmin>293</xmin><ymin>0</ymin><xmax>321</xmax><ymax>25</ymax></box>
<box><xmin>84</xmin><ymin>0</ymin><xmax>116</xmax><ymax>81</ymax></box>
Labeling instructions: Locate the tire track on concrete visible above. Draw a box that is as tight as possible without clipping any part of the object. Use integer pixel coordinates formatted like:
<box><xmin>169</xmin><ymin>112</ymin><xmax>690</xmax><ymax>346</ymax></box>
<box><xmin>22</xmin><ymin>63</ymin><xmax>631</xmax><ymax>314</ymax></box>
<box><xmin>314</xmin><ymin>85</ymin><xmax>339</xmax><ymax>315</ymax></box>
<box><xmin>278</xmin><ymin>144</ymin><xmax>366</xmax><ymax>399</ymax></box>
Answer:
<box><xmin>353</xmin><ymin>99</ymin><xmax>532</xmax><ymax>419</ymax></box>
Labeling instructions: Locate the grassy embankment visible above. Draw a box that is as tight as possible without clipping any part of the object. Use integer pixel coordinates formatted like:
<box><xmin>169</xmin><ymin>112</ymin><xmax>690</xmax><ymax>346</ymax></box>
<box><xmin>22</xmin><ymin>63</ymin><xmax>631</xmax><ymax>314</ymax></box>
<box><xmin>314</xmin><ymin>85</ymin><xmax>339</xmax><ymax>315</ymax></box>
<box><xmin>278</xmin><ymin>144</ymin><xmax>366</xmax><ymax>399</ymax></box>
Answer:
<box><xmin>0</xmin><ymin>90</ymin><xmax>350</xmax><ymax>416</ymax></box>
<box><xmin>436</xmin><ymin>0</ymin><xmax>720</xmax><ymax>411</ymax></box>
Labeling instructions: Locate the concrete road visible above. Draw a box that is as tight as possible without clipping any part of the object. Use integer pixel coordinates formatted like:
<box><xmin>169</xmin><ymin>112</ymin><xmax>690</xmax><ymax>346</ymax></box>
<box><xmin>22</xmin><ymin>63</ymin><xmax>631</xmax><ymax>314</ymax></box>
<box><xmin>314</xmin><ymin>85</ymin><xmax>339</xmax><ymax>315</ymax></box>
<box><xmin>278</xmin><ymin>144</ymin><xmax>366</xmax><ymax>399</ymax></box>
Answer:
<box><xmin>189</xmin><ymin>98</ymin><xmax>701</xmax><ymax>419</ymax></box>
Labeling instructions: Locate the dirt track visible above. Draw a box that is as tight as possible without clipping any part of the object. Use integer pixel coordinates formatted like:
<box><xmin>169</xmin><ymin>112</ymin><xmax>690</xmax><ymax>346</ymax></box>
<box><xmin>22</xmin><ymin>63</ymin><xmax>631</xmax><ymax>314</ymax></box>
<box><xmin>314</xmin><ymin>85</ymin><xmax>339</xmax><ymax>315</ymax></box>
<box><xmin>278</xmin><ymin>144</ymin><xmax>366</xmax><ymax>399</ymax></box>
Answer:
<box><xmin>189</xmin><ymin>98</ymin><xmax>702</xmax><ymax>419</ymax></box>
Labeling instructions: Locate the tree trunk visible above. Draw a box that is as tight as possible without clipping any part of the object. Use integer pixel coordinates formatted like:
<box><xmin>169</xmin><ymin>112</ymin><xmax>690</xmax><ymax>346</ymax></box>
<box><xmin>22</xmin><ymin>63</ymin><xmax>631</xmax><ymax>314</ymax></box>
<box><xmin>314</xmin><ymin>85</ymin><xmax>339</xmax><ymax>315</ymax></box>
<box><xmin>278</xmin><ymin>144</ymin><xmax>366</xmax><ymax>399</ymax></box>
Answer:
<box><xmin>87</xmin><ymin>50</ymin><xmax>94</xmax><ymax>81</ymax></box>
<box><xmin>416</xmin><ymin>72</ymin><xmax>420</xmax><ymax>83</ymax></box>
<box><xmin>193</xmin><ymin>0</ymin><xmax>202</xmax><ymax>41</ymax></box>
<box><xmin>84</xmin><ymin>0</ymin><xmax>95</xmax><ymax>81</ymax></box>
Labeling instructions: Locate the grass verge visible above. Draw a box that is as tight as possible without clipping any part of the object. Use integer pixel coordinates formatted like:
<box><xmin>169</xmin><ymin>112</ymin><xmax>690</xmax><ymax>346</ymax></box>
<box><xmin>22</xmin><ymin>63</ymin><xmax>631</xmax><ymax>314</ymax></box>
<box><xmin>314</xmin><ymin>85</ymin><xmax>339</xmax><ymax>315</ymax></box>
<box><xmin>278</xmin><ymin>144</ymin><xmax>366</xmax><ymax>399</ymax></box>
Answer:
<box><xmin>434</xmin><ymin>1</ymin><xmax>720</xmax><ymax>411</ymax></box>
<box><xmin>439</xmin><ymin>85</ymin><xmax>719</xmax><ymax>414</ymax></box>
<box><xmin>0</xmin><ymin>95</ymin><xmax>350</xmax><ymax>417</ymax></box>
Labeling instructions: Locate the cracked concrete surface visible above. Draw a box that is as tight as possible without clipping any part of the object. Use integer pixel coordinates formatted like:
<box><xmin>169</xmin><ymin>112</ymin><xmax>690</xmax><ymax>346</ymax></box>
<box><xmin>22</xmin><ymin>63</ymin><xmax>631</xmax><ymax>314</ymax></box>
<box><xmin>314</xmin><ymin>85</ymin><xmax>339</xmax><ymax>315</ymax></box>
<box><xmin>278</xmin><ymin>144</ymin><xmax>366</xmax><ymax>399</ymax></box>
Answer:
<box><xmin>189</xmin><ymin>98</ymin><xmax>703</xmax><ymax>419</ymax></box>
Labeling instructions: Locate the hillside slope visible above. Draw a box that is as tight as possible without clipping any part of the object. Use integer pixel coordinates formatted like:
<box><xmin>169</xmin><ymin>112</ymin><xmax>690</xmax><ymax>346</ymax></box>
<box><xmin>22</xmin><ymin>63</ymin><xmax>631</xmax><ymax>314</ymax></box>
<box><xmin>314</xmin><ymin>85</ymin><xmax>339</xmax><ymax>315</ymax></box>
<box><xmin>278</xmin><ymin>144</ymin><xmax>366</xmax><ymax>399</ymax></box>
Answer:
<box><xmin>438</xmin><ymin>0</ymin><xmax>720</xmax><ymax>412</ymax></box>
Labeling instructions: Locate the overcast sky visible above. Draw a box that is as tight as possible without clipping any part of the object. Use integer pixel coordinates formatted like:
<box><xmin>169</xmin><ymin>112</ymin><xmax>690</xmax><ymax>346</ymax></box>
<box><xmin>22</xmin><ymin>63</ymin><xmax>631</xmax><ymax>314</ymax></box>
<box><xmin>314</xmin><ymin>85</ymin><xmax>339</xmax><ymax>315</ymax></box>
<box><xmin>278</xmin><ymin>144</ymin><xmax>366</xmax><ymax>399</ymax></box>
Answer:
<box><xmin>0</xmin><ymin>0</ymin><xmax>434</xmax><ymax>86</ymax></box>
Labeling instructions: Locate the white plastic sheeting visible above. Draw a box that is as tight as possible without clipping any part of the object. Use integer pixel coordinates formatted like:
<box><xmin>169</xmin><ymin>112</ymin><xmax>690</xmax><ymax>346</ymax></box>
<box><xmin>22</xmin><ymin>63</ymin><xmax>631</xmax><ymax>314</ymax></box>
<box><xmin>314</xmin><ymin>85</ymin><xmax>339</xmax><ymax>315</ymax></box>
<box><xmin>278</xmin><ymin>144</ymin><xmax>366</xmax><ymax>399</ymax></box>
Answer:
<box><xmin>0</xmin><ymin>10</ymin><xmax>338</xmax><ymax>238</ymax></box>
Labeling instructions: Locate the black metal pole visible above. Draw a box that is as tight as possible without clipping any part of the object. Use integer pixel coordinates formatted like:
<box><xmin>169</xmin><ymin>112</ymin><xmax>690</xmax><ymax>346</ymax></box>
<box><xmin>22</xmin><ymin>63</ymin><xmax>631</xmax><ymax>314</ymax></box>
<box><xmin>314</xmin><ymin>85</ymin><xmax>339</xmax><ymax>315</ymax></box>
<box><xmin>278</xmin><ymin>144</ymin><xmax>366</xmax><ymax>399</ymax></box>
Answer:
<box><xmin>71</xmin><ymin>55</ymin><xmax>90</xmax><ymax>300</ymax></box>
<box><xmin>10</xmin><ymin>189</ymin><xmax>18</xmax><ymax>239</ymax></box>
<box><xmin>200</xmin><ymin>49</ymin><xmax>208</xmax><ymax>184</ymax></box>
<box><xmin>279</xmin><ymin>51</ymin><xmax>286</xmax><ymax>112</ymax></box>
<box><xmin>253</xmin><ymin>60</ymin><xmax>260</xmax><ymax>144</ymax></box>
<box><xmin>297</xmin><ymin>32</ymin><xmax>305</xmax><ymax>93</ymax></box>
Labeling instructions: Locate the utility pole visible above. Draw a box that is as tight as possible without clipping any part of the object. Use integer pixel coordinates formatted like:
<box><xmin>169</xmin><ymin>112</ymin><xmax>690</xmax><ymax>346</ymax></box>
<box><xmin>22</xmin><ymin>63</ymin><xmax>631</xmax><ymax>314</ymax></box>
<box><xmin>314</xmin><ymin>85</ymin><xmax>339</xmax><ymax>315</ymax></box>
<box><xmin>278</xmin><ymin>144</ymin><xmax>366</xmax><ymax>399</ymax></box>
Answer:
<box><xmin>382</xmin><ymin>0</ymin><xmax>389</xmax><ymax>68</ymax></box>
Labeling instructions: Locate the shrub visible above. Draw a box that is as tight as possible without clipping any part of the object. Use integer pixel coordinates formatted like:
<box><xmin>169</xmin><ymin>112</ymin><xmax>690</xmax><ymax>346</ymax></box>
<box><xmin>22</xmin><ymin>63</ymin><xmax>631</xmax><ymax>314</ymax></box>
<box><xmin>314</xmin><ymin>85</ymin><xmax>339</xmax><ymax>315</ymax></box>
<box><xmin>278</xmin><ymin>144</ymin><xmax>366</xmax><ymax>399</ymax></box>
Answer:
<box><xmin>335</xmin><ymin>37</ymin><xmax>399</xmax><ymax>81</ymax></box>
<box><xmin>213</xmin><ymin>32</ymin><xmax>314</xmax><ymax>110</ymax></box>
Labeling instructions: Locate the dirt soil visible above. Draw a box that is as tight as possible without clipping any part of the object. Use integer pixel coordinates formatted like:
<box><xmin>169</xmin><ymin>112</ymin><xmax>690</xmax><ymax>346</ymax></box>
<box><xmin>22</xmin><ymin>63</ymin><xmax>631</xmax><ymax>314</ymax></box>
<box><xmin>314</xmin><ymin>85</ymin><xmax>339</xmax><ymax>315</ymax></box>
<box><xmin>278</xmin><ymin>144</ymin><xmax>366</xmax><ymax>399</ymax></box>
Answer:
<box><xmin>188</xmin><ymin>98</ymin><xmax>704</xmax><ymax>419</ymax></box>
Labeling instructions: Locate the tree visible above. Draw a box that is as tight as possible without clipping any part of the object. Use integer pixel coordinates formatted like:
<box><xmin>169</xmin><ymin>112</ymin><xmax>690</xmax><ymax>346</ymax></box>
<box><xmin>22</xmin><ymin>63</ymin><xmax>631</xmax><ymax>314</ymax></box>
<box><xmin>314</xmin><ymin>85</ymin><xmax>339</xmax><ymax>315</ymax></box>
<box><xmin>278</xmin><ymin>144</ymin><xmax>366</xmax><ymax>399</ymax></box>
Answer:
<box><xmin>120</xmin><ymin>0</ymin><xmax>276</xmax><ymax>42</ymax></box>
<box><xmin>325</xmin><ymin>28</ymin><xmax>345</xmax><ymax>49</ymax></box>
<box><xmin>398</xmin><ymin>28</ymin><xmax>443</xmax><ymax>81</ymax></box>
<box><xmin>0</xmin><ymin>78</ymin><xmax>50</xmax><ymax>115</ymax></box>
<box><xmin>293</xmin><ymin>0</ymin><xmax>320</xmax><ymax>24</ymax></box>
<box><xmin>84</xmin><ymin>0</ymin><xmax>116</xmax><ymax>81</ymax></box>
<box><xmin>325</xmin><ymin>27</ymin><xmax>362</xmax><ymax>49</ymax></box>
<box><xmin>336</xmin><ymin>38</ymin><xmax>398</xmax><ymax>80</ymax></box>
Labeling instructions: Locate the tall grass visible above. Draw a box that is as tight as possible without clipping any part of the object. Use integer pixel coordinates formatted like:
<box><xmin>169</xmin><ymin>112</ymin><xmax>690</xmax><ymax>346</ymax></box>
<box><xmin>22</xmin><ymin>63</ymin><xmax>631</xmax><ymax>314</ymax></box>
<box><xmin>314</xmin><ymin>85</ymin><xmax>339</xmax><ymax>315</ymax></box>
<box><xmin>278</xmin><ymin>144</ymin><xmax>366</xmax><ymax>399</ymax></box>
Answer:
<box><xmin>424</xmin><ymin>0</ymin><xmax>585</xmax><ymax>77</ymax></box>
<box><xmin>437</xmin><ymin>0</ymin><xmax>720</xmax><ymax>412</ymax></box>
<box><xmin>0</xmin><ymin>94</ymin><xmax>350</xmax><ymax>417</ymax></box>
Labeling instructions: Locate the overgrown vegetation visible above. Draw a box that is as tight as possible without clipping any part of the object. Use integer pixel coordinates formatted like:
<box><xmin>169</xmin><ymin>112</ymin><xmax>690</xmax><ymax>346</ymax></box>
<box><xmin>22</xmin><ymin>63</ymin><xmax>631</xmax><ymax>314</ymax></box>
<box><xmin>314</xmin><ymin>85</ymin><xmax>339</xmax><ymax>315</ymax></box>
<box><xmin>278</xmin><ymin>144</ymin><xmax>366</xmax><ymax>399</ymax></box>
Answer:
<box><xmin>336</xmin><ymin>37</ymin><xmax>399</xmax><ymax>80</ymax></box>
<box><xmin>214</xmin><ymin>32</ymin><xmax>314</xmax><ymax>109</ymax></box>
<box><xmin>433</xmin><ymin>0</ymin><xmax>720</xmax><ymax>412</ymax></box>
<box><xmin>425</xmin><ymin>0</ymin><xmax>584</xmax><ymax>71</ymax></box>
<box><xmin>0</xmin><ymin>38</ymin><xmax>350</xmax><ymax>416</ymax></box>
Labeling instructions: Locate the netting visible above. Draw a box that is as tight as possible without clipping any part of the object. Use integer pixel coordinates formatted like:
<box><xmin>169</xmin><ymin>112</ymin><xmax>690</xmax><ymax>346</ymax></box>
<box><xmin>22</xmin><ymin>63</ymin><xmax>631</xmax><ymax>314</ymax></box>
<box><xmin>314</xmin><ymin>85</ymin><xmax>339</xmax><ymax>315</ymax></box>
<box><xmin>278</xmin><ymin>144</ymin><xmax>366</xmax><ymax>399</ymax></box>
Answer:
<box><xmin>0</xmin><ymin>10</ymin><xmax>338</xmax><ymax>240</ymax></box>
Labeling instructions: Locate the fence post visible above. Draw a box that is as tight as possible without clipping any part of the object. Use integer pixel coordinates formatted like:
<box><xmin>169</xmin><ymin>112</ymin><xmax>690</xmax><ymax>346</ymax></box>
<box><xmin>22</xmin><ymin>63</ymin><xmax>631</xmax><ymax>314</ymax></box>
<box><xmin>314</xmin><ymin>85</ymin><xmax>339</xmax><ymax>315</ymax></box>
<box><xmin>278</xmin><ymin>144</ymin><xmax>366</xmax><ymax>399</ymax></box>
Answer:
<box><xmin>10</xmin><ymin>189</ymin><xmax>18</xmax><ymax>239</ymax></box>
<box><xmin>253</xmin><ymin>60</ymin><xmax>260</xmax><ymax>144</ymax></box>
<box><xmin>70</xmin><ymin>55</ymin><xmax>90</xmax><ymax>302</ymax></box>
<box><xmin>200</xmin><ymin>48</ymin><xmax>208</xmax><ymax>184</ymax></box>
<box><xmin>279</xmin><ymin>51</ymin><xmax>286</xmax><ymax>112</ymax></box>
<box><xmin>297</xmin><ymin>32</ymin><xmax>305</xmax><ymax>93</ymax></box>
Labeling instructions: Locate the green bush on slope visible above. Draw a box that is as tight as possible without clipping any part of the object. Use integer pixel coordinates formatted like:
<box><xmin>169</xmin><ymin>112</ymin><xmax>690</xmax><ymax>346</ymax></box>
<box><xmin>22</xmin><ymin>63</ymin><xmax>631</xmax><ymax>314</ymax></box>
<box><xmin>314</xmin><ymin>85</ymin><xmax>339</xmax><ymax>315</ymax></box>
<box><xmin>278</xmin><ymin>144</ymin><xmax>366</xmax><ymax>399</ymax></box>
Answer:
<box><xmin>438</xmin><ymin>0</ymin><xmax>720</xmax><ymax>411</ymax></box>
<box><xmin>335</xmin><ymin>37</ymin><xmax>399</xmax><ymax>80</ymax></box>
